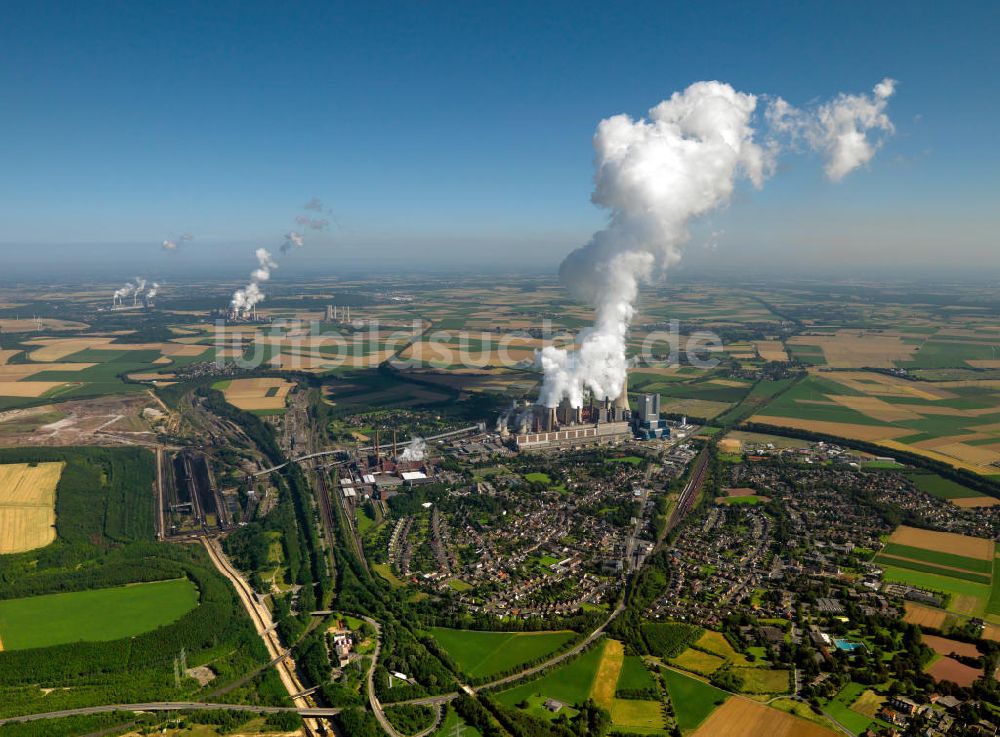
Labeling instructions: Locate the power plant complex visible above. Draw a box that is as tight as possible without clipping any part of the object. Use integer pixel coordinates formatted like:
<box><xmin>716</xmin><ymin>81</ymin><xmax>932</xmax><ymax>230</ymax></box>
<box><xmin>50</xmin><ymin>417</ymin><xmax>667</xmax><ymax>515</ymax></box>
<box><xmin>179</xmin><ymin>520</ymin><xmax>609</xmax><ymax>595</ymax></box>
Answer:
<box><xmin>500</xmin><ymin>377</ymin><xmax>669</xmax><ymax>451</ymax></box>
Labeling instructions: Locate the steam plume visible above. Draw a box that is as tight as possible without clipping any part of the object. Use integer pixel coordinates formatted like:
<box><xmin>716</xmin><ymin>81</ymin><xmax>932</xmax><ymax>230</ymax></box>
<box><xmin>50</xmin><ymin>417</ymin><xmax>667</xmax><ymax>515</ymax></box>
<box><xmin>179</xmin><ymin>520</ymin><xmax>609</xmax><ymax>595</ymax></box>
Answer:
<box><xmin>147</xmin><ymin>282</ymin><xmax>160</xmax><ymax>300</ymax></box>
<box><xmin>539</xmin><ymin>79</ymin><xmax>896</xmax><ymax>408</ymax></box>
<box><xmin>230</xmin><ymin>248</ymin><xmax>277</xmax><ymax>316</ymax></box>
<box><xmin>280</xmin><ymin>231</ymin><xmax>305</xmax><ymax>254</ymax></box>
<box><xmin>768</xmin><ymin>78</ymin><xmax>896</xmax><ymax>181</ymax></box>
<box><xmin>399</xmin><ymin>437</ymin><xmax>427</xmax><ymax>462</ymax></box>
<box><xmin>161</xmin><ymin>233</ymin><xmax>193</xmax><ymax>251</ymax></box>
<box><xmin>295</xmin><ymin>215</ymin><xmax>330</xmax><ymax>231</ymax></box>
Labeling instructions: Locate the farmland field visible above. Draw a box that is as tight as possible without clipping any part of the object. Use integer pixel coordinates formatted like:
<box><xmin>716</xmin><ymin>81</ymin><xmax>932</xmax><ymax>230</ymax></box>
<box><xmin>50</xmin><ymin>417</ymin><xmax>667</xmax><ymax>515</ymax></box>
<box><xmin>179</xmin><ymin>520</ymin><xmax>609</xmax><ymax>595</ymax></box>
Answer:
<box><xmin>0</xmin><ymin>461</ymin><xmax>63</xmax><ymax>553</ymax></box>
<box><xmin>590</xmin><ymin>638</ymin><xmax>625</xmax><ymax>709</ymax></box>
<box><xmin>617</xmin><ymin>655</ymin><xmax>657</xmax><ymax>692</ymax></box>
<box><xmin>217</xmin><ymin>377</ymin><xmax>294</xmax><ymax>412</ymax></box>
<box><xmin>691</xmin><ymin>696</ymin><xmax>839</xmax><ymax>737</ymax></box>
<box><xmin>660</xmin><ymin>668</ymin><xmax>727</xmax><ymax>733</ymax></box>
<box><xmin>752</xmin><ymin>370</ymin><xmax>1000</xmax><ymax>475</ymax></box>
<box><xmin>429</xmin><ymin>627</ymin><xmax>574</xmax><ymax>680</ymax></box>
<box><xmin>496</xmin><ymin>640</ymin><xmax>607</xmax><ymax>717</ymax></box>
<box><xmin>0</xmin><ymin>578</ymin><xmax>199</xmax><ymax>650</ymax></box>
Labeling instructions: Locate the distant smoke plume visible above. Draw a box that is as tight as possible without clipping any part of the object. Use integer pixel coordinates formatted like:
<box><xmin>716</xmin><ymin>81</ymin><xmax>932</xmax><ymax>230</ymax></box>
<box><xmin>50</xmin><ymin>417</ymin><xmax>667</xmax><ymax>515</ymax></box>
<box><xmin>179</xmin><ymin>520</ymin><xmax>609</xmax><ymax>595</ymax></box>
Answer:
<box><xmin>280</xmin><ymin>231</ymin><xmax>305</xmax><ymax>254</ymax></box>
<box><xmin>230</xmin><ymin>248</ymin><xmax>277</xmax><ymax>316</ymax></box>
<box><xmin>399</xmin><ymin>437</ymin><xmax>427</xmax><ymax>462</ymax></box>
<box><xmin>146</xmin><ymin>282</ymin><xmax>160</xmax><ymax>300</ymax></box>
<box><xmin>303</xmin><ymin>197</ymin><xmax>326</xmax><ymax>212</ymax></box>
<box><xmin>295</xmin><ymin>215</ymin><xmax>330</xmax><ymax>231</ymax></box>
<box><xmin>539</xmin><ymin>79</ymin><xmax>896</xmax><ymax>408</ymax></box>
<box><xmin>161</xmin><ymin>233</ymin><xmax>193</xmax><ymax>251</ymax></box>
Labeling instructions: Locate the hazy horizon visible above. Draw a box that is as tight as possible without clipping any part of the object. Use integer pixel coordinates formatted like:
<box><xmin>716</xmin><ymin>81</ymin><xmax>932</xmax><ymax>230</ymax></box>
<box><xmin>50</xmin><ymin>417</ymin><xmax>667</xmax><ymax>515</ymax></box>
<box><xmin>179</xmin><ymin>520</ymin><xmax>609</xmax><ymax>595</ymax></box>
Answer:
<box><xmin>1</xmin><ymin>1</ymin><xmax>997</xmax><ymax>280</ymax></box>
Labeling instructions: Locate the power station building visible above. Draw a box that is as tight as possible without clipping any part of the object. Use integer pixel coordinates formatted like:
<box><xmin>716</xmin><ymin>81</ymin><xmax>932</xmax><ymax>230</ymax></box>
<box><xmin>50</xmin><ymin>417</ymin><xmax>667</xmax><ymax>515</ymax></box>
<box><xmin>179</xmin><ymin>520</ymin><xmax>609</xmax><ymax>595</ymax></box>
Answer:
<box><xmin>503</xmin><ymin>376</ymin><xmax>634</xmax><ymax>451</ymax></box>
<box><xmin>501</xmin><ymin>379</ymin><xmax>670</xmax><ymax>451</ymax></box>
<box><xmin>634</xmin><ymin>392</ymin><xmax>670</xmax><ymax>440</ymax></box>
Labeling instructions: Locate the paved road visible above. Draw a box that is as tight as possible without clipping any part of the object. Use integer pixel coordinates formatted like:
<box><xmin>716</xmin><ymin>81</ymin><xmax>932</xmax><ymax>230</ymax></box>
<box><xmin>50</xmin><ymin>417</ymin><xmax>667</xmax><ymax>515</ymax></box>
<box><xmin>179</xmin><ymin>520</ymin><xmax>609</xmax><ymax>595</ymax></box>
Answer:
<box><xmin>0</xmin><ymin>702</ymin><xmax>342</xmax><ymax>726</ymax></box>
<box><xmin>200</xmin><ymin>538</ymin><xmax>324</xmax><ymax>735</ymax></box>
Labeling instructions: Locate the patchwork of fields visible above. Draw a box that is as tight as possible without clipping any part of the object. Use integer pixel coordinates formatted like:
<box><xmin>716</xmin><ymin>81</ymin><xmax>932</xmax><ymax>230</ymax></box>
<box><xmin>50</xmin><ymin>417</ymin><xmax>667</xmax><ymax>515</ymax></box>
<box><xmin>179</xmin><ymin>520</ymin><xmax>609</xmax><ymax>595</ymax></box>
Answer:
<box><xmin>753</xmin><ymin>371</ymin><xmax>1000</xmax><ymax>475</ymax></box>
<box><xmin>876</xmin><ymin>526</ymin><xmax>1000</xmax><ymax>619</ymax></box>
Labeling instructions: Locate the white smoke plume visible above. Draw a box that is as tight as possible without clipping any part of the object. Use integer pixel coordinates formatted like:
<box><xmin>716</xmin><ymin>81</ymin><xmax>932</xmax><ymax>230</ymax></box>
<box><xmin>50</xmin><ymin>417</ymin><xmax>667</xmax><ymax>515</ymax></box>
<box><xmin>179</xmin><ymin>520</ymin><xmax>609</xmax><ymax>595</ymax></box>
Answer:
<box><xmin>539</xmin><ymin>79</ymin><xmax>896</xmax><ymax>408</ymax></box>
<box><xmin>161</xmin><ymin>233</ymin><xmax>193</xmax><ymax>251</ymax></box>
<box><xmin>280</xmin><ymin>230</ymin><xmax>305</xmax><ymax>254</ymax></box>
<box><xmin>768</xmin><ymin>78</ymin><xmax>896</xmax><ymax>181</ymax></box>
<box><xmin>146</xmin><ymin>282</ymin><xmax>160</xmax><ymax>300</ymax></box>
<box><xmin>399</xmin><ymin>437</ymin><xmax>427</xmax><ymax>462</ymax></box>
<box><xmin>230</xmin><ymin>248</ymin><xmax>277</xmax><ymax>316</ymax></box>
<box><xmin>112</xmin><ymin>281</ymin><xmax>134</xmax><ymax>303</ymax></box>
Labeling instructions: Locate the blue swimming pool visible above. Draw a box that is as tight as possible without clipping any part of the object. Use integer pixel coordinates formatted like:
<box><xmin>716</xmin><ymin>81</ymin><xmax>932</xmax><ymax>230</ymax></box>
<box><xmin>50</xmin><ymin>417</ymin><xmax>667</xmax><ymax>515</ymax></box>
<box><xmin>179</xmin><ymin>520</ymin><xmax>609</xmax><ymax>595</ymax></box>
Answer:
<box><xmin>834</xmin><ymin>639</ymin><xmax>864</xmax><ymax>651</ymax></box>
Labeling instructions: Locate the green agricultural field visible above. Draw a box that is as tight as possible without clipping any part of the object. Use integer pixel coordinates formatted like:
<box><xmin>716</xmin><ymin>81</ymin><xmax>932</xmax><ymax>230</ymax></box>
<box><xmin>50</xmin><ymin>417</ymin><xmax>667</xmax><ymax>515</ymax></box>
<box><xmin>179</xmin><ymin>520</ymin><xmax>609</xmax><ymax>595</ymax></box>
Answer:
<box><xmin>610</xmin><ymin>699</ymin><xmax>665</xmax><ymax>732</ymax></box>
<box><xmin>732</xmin><ymin>667</ymin><xmax>790</xmax><ymax>694</ymax></box>
<box><xmin>660</xmin><ymin>667</ymin><xmax>727</xmax><ymax>733</ymax></box>
<box><xmin>822</xmin><ymin>682</ymin><xmax>880</xmax><ymax>736</ymax></box>
<box><xmin>880</xmin><ymin>564</ymin><xmax>991</xmax><ymax>615</ymax></box>
<box><xmin>0</xmin><ymin>578</ymin><xmax>198</xmax><ymax>650</ymax></box>
<box><xmin>906</xmin><ymin>472</ymin><xmax>982</xmax><ymax>500</ymax></box>
<box><xmin>878</xmin><ymin>543</ymin><xmax>992</xmax><ymax>574</ymax></box>
<box><xmin>496</xmin><ymin>642</ymin><xmax>605</xmax><ymax>714</ymax></box>
<box><xmin>617</xmin><ymin>655</ymin><xmax>657</xmax><ymax>692</ymax></box>
<box><xmin>876</xmin><ymin>555</ymin><xmax>990</xmax><ymax>584</ymax></box>
<box><xmin>429</xmin><ymin>627</ymin><xmax>574</xmax><ymax>680</ymax></box>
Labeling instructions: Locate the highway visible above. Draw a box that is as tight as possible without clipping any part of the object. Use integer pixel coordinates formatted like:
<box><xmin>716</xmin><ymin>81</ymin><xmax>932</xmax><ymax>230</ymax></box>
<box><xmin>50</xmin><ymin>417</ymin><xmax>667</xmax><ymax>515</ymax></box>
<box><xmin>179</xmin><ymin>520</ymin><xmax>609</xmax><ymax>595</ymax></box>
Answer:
<box><xmin>0</xmin><ymin>702</ymin><xmax>342</xmax><ymax>726</ymax></box>
<box><xmin>199</xmin><ymin>538</ymin><xmax>325</xmax><ymax>736</ymax></box>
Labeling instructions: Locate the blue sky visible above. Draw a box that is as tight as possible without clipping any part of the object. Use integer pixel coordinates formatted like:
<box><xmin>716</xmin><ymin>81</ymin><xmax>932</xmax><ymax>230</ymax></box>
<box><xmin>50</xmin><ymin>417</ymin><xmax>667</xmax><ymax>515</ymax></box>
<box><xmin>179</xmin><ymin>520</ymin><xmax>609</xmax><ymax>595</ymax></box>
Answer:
<box><xmin>0</xmin><ymin>1</ymin><xmax>997</xmax><ymax>276</ymax></box>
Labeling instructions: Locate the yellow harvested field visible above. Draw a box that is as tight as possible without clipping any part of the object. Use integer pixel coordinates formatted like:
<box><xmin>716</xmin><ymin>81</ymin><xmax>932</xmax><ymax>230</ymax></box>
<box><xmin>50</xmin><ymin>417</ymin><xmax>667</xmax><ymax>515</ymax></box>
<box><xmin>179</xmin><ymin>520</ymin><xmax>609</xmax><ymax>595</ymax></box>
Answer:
<box><xmin>590</xmin><ymin>639</ymin><xmax>625</xmax><ymax>710</ymax></box>
<box><xmin>755</xmin><ymin>341</ymin><xmax>789</xmax><ymax>361</ymax></box>
<box><xmin>788</xmin><ymin>331</ymin><xmax>917</xmax><ymax>368</ymax></box>
<box><xmin>709</xmin><ymin>379</ymin><xmax>750</xmax><ymax>388</ymax></box>
<box><xmin>221</xmin><ymin>378</ymin><xmax>294</xmax><ymax>411</ymax></box>
<box><xmin>719</xmin><ymin>438</ymin><xmax>743</xmax><ymax>453</ymax></box>
<box><xmin>828</xmin><ymin>395</ymin><xmax>924</xmax><ymax>422</ymax></box>
<box><xmin>0</xmin><ymin>350</ymin><xmax>20</xmax><ymax>366</ymax></box>
<box><xmin>749</xmin><ymin>415</ymin><xmax>909</xmax><ymax>442</ymax></box>
<box><xmin>934</xmin><ymin>442</ymin><xmax>1000</xmax><ymax>466</ymax></box>
<box><xmin>691</xmin><ymin>697</ymin><xmax>838</xmax><ymax>737</ymax></box>
<box><xmin>817</xmin><ymin>370</ymin><xmax>953</xmax><ymax>400</ymax></box>
<box><xmin>903</xmin><ymin>602</ymin><xmax>951</xmax><ymax>630</ymax></box>
<box><xmin>879</xmin><ymin>439</ymin><xmax>1000</xmax><ymax>476</ymax></box>
<box><xmin>669</xmin><ymin>648</ymin><xmax>725</xmax><ymax>675</ymax></box>
<box><xmin>0</xmin><ymin>381</ymin><xmax>69</xmax><ymax>397</ymax></box>
<box><xmin>889</xmin><ymin>525</ymin><xmax>994</xmax><ymax>560</ymax></box>
<box><xmin>967</xmin><ymin>360</ymin><xmax>1000</xmax><ymax>369</ymax></box>
<box><xmin>0</xmin><ymin>363</ymin><xmax>95</xmax><ymax>381</ymax></box>
<box><xmin>0</xmin><ymin>462</ymin><xmax>64</xmax><ymax>553</ymax></box>
<box><xmin>952</xmin><ymin>496</ymin><xmax>1000</xmax><ymax>508</ymax></box>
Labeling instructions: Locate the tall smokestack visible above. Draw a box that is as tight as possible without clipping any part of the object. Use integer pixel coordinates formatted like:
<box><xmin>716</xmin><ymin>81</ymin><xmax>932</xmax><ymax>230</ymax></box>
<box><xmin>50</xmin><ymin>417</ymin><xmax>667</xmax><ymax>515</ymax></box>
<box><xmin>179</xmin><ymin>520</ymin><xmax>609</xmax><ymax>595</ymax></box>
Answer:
<box><xmin>393</xmin><ymin>430</ymin><xmax>398</xmax><ymax>458</ymax></box>
<box><xmin>375</xmin><ymin>429</ymin><xmax>380</xmax><ymax>459</ymax></box>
